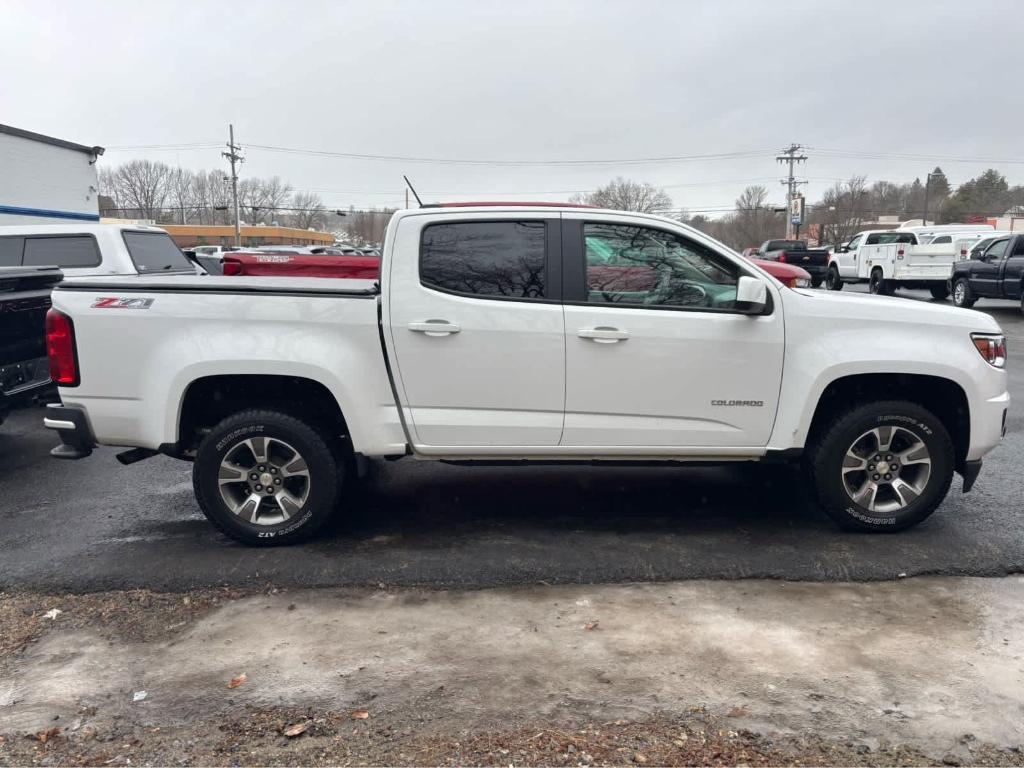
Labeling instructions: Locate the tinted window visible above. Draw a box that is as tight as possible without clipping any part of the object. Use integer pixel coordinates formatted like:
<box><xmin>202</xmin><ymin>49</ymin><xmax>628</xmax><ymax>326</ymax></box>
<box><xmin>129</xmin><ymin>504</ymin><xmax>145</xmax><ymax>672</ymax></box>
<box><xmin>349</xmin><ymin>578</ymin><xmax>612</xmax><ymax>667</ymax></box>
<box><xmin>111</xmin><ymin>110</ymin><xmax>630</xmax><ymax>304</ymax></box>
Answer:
<box><xmin>123</xmin><ymin>232</ymin><xmax>194</xmax><ymax>273</ymax></box>
<box><xmin>986</xmin><ymin>239</ymin><xmax>1010</xmax><ymax>260</ymax></box>
<box><xmin>584</xmin><ymin>223</ymin><xmax>739</xmax><ymax>310</ymax></box>
<box><xmin>23</xmin><ymin>236</ymin><xmax>100</xmax><ymax>268</ymax></box>
<box><xmin>0</xmin><ymin>237</ymin><xmax>24</xmax><ymax>266</ymax></box>
<box><xmin>420</xmin><ymin>221</ymin><xmax>546</xmax><ymax>299</ymax></box>
<box><xmin>931</xmin><ymin>235</ymin><xmax>952</xmax><ymax>244</ymax></box>
<box><xmin>1011</xmin><ymin>238</ymin><xmax>1024</xmax><ymax>257</ymax></box>
<box><xmin>765</xmin><ymin>240</ymin><xmax>805</xmax><ymax>251</ymax></box>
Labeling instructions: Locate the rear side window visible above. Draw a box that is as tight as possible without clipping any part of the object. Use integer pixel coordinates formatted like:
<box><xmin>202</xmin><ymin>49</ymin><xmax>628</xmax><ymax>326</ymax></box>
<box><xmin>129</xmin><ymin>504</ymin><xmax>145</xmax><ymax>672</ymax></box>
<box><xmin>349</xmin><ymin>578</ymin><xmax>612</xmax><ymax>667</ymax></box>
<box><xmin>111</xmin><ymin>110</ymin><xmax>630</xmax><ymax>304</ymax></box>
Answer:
<box><xmin>931</xmin><ymin>235</ymin><xmax>952</xmax><ymax>244</ymax></box>
<box><xmin>1011</xmin><ymin>238</ymin><xmax>1024</xmax><ymax>257</ymax></box>
<box><xmin>0</xmin><ymin>236</ymin><xmax>24</xmax><ymax>266</ymax></box>
<box><xmin>420</xmin><ymin>221</ymin><xmax>546</xmax><ymax>299</ymax></box>
<box><xmin>123</xmin><ymin>231</ymin><xmax>194</xmax><ymax>273</ymax></box>
<box><xmin>23</xmin><ymin>236</ymin><xmax>100</xmax><ymax>268</ymax></box>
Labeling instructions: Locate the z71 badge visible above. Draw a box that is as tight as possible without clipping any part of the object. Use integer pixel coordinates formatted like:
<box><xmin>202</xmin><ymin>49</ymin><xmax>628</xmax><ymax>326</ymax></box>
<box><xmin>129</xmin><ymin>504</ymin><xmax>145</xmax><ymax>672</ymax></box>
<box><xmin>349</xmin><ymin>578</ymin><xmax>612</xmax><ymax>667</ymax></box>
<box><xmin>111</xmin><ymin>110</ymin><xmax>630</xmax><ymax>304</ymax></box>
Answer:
<box><xmin>91</xmin><ymin>297</ymin><xmax>155</xmax><ymax>309</ymax></box>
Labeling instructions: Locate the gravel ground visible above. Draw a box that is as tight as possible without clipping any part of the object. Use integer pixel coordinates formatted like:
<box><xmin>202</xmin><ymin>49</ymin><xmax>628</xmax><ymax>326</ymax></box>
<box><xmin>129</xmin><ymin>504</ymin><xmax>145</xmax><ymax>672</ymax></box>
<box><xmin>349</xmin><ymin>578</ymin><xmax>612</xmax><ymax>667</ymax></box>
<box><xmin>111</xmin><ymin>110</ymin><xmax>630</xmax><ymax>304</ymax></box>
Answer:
<box><xmin>3</xmin><ymin>704</ymin><xmax>1022</xmax><ymax>767</ymax></box>
<box><xmin>2</xmin><ymin>580</ymin><xmax>1023</xmax><ymax>767</ymax></box>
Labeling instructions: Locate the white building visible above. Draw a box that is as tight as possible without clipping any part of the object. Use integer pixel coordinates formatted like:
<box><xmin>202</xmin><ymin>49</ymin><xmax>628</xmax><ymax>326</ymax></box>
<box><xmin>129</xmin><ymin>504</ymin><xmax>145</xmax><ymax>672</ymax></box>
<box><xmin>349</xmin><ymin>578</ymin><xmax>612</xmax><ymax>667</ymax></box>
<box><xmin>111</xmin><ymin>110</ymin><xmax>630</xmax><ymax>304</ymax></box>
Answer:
<box><xmin>0</xmin><ymin>123</ymin><xmax>104</xmax><ymax>225</ymax></box>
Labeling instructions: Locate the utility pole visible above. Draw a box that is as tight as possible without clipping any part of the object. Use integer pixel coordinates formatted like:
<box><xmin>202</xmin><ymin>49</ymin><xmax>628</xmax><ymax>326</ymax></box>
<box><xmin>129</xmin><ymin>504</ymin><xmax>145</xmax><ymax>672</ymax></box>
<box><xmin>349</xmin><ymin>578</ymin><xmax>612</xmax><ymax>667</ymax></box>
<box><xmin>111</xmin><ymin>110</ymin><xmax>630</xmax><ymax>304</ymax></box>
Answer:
<box><xmin>222</xmin><ymin>124</ymin><xmax>243</xmax><ymax>247</ymax></box>
<box><xmin>776</xmin><ymin>143</ymin><xmax>807</xmax><ymax>239</ymax></box>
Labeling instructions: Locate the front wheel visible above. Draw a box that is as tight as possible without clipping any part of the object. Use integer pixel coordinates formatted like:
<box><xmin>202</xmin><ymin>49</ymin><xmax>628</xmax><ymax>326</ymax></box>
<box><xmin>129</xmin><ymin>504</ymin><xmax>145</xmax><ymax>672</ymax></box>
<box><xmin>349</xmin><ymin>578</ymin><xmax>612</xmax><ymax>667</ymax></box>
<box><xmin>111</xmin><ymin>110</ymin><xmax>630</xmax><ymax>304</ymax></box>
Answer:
<box><xmin>193</xmin><ymin>409</ymin><xmax>342</xmax><ymax>545</ymax></box>
<box><xmin>929</xmin><ymin>284</ymin><xmax>950</xmax><ymax>300</ymax></box>
<box><xmin>806</xmin><ymin>401</ymin><xmax>954</xmax><ymax>532</ymax></box>
<box><xmin>952</xmin><ymin>277</ymin><xmax>976</xmax><ymax>308</ymax></box>
<box><xmin>826</xmin><ymin>267</ymin><xmax>844</xmax><ymax>291</ymax></box>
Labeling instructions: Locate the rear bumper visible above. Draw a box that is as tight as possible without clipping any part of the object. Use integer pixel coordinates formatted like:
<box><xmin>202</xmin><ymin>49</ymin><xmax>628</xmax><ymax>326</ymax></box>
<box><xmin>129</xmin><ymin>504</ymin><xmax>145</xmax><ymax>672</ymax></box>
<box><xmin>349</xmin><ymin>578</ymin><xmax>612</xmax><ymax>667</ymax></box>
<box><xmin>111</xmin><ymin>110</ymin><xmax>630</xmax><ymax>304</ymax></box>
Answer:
<box><xmin>800</xmin><ymin>264</ymin><xmax>829</xmax><ymax>277</ymax></box>
<box><xmin>1</xmin><ymin>355</ymin><xmax>53</xmax><ymax>411</ymax></box>
<box><xmin>43</xmin><ymin>403</ymin><xmax>95</xmax><ymax>459</ymax></box>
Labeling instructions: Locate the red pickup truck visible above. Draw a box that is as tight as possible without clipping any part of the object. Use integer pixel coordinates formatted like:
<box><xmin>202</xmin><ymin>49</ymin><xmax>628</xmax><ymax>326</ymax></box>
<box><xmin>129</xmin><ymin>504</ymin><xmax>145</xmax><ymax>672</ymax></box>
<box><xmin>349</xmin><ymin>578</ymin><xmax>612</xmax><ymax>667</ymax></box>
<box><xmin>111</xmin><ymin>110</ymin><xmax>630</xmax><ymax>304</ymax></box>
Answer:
<box><xmin>218</xmin><ymin>248</ymin><xmax>811</xmax><ymax>290</ymax></box>
<box><xmin>221</xmin><ymin>252</ymin><xmax>380</xmax><ymax>279</ymax></box>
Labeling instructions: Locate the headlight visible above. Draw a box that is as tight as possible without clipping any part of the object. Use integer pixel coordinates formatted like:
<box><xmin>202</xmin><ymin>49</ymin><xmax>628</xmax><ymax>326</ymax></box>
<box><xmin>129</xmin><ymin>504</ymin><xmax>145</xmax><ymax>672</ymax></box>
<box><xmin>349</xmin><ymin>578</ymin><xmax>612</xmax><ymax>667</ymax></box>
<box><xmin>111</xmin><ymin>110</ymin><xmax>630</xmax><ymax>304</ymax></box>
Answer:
<box><xmin>794</xmin><ymin>278</ymin><xmax>812</xmax><ymax>288</ymax></box>
<box><xmin>971</xmin><ymin>333</ymin><xmax>1007</xmax><ymax>368</ymax></box>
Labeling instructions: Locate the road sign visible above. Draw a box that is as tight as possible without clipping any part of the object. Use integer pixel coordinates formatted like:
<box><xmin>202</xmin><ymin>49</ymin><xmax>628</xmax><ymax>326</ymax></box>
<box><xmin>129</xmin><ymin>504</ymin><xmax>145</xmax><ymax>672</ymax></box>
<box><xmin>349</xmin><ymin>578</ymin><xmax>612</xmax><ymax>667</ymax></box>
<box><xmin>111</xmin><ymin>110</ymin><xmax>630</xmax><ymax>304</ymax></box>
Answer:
<box><xmin>789</xmin><ymin>195</ymin><xmax>804</xmax><ymax>226</ymax></box>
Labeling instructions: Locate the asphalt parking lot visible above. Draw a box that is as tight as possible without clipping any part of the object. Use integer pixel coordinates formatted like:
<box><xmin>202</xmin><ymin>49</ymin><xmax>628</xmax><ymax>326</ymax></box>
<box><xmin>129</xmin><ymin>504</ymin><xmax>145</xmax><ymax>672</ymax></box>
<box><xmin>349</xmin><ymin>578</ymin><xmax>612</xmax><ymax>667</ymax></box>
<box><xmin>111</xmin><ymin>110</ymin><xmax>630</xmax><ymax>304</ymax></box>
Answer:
<box><xmin>1</xmin><ymin>288</ymin><xmax>1021</xmax><ymax>593</ymax></box>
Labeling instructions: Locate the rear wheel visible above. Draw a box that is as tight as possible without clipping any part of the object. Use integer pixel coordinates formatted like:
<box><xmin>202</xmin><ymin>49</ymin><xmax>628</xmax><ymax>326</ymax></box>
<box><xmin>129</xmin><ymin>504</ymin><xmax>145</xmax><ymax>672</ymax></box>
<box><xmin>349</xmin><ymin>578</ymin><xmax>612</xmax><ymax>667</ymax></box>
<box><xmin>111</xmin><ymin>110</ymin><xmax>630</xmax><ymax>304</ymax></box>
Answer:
<box><xmin>952</xmin><ymin>277</ymin><xmax>976</xmax><ymax>308</ymax></box>
<box><xmin>929</xmin><ymin>284</ymin><xmax>950</xmax><ymax>300</ymax></box>
<box><xmin>193</xmin><ymin>409</ymin><xmax>342</xmax><ymax>545</ymax></box>
<box><xmin>811</xmin><ymin>275</ymin><xmax>825</xmax><ymax>288</ymax></box>
<box><xmin>825</xmin><ymin>266</ymin><xmax>843</xmax><ymax>291</ymax></box>
<box><xmin>868</xmin><ymin>269</ymin><xmax>893</xmax><ymax>296</ymax></box>
<box><xmin>807</xmin><ymin>401</ymin><xmax>954</xmax><ymax>532</ymax></box>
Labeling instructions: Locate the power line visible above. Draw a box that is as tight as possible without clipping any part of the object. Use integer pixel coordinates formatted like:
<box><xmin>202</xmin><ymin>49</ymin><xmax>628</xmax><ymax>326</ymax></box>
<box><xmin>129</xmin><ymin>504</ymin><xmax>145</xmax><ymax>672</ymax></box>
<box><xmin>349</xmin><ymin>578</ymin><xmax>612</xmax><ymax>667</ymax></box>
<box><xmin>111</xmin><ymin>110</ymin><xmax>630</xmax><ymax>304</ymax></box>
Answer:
<box><xmin>244</xmin><ymin>143</ymin><xmax>773</xmax><ymax>167</ymax></box>
<box><xmin>811</xmin><ymin>147</ymin><xmax>1024</xmax><ymax>165</ymax></box>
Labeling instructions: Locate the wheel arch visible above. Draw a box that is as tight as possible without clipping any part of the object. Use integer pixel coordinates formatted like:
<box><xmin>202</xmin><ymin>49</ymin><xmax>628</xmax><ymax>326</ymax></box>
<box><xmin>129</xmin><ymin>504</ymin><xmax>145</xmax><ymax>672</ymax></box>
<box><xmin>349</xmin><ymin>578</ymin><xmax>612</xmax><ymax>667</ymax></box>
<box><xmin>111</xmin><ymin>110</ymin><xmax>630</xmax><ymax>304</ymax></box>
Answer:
<box><xmin>172</xmin><ymin>372</ymin><xmax>351</xmax><ymax>458</ymax></box>
<box><xmin>804</xmin><ymin>373</ymin><xmax>970</xmax><ymax>471</ymax></box>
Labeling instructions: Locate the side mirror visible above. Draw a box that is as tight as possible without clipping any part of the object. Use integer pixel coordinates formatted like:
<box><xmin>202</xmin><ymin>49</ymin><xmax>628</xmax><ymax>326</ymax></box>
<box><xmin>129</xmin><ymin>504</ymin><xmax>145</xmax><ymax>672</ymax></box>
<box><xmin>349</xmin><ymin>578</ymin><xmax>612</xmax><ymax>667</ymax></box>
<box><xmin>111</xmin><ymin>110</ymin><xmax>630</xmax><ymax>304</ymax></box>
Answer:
<box><xmin>736</xmin><ymin>275</ymin><xmax>769</xmax><ymax>314</ymax></box>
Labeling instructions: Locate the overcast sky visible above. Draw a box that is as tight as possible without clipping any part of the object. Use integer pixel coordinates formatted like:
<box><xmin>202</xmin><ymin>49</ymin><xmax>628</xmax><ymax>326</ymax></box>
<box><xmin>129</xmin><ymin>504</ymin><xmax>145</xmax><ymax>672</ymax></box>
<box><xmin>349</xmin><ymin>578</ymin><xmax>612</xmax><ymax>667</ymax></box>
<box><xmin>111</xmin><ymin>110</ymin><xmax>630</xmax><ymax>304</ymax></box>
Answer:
<box><xmin>3</xmin><ymin>0</ymin><xmax>1021</xmax><ymax>215</ymax></box>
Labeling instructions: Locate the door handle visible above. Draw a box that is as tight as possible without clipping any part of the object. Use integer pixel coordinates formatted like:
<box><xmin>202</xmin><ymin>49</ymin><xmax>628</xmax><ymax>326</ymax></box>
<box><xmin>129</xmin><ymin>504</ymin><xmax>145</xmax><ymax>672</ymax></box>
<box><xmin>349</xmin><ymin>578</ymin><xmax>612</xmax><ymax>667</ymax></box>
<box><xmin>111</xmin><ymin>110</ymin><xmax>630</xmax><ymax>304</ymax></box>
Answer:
<box><xmin>408</xmin><ymin>320</ymin><xmax>461</xmax><ymax>336</ymax></box>
<box><xmin>578</xmin><ymin>327</ymin><xmax>629</xmax><ymax>343</ymax></box>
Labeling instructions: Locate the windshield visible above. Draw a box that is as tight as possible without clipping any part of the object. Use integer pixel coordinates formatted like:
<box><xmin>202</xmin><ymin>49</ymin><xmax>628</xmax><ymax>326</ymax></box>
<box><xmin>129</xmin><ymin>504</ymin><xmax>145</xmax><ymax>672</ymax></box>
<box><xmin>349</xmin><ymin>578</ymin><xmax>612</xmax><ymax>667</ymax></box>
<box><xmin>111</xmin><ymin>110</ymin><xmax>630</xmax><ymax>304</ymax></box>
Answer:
<box><xmin>123</xmin><ymin>231</ymin><xmax>195</xmax><ymax>273</ymax></box>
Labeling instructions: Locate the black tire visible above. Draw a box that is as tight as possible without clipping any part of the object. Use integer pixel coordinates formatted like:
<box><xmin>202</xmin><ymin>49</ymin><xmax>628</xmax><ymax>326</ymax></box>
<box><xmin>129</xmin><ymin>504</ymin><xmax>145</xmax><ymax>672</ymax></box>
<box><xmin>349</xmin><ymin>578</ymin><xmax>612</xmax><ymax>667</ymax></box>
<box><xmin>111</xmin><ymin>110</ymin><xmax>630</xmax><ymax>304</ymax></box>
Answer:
<box><xmin>806</xmin><ymin>401</ymin><xmax>954</xmax><ymax>532</ymax></box>
<box><xmin>811</xmin><ymin>275</ymin><xmax>825</xmax><ymax>288</ymax></box>
<box><xmin>952</xmin><ymin>277</ymin><xmax>976</xmax><ymax>308</ymax></box>
<box><xmin>929</xmin><ymin>284</ymin><xmax>950</xmax><ymax>300</ymax></box>
<box><xmin>826</xmin><ymin>266</ymin><xmax>844</xmax><ymax>291</ymax></box>
<box><xmin>868</xmin><ymin>269</ymin><xmax>893</xmax><ymax>296</ymax></box>
<box><xmin>193</xmin><ymin>409</ymin><xmax>342</xmax><ymax>545</ymax></box>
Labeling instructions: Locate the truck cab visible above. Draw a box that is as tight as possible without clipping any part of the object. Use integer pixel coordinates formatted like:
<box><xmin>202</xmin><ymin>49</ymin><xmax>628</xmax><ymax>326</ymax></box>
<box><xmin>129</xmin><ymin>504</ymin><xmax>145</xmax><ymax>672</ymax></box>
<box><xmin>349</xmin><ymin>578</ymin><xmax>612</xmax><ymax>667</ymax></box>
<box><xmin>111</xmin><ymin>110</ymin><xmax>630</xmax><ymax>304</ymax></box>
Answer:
<box><xmin>950</xmin><ymin>233</ymin><xmax>1024</xmax><ymax>310</ymax></box>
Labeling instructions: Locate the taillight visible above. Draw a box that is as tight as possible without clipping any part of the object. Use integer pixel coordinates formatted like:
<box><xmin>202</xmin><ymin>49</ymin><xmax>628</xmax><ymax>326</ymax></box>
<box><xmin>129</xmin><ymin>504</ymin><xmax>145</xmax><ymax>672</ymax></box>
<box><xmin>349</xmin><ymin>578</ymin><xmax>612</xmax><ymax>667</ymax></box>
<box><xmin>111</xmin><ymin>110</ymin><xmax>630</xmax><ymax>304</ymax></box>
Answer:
<box><xmin>971</xmin><ymin>333</ymin><xmax>1007</xmax><ymax>369</ymax></box>
<box><xmin>896</xmin><ymin>248</ymin><xmax>905</xmax><ymax>259</ymax></box>
<box><xmin>778</xmin><ymin>251</ymin><xmax>786</xmax><ymax>263</ymax></box>
<box><xmin>46</xmin><ymin>309</ymin><xmax>79</xmax><ymax>386</ymax></box>
<box><xmin>223</xmin><ymin>260</ymin><xmax>241</xmax><ymax>276</ymax></box>
<box><xmin>960</xmin><ymin>248</ymin><xmax>968</xmax><ymax>259</ymax></box>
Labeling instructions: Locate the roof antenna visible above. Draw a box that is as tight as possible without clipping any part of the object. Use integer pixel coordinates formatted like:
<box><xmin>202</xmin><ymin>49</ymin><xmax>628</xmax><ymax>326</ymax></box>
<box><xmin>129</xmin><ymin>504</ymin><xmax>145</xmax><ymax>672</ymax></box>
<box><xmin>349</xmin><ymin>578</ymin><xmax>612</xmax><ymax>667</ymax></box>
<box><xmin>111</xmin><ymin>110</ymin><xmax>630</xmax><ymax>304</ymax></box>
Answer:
<box><xmin>403</xmin><ymin>175</ymin><xmax>423</xmax><ymax>208</ymax></box>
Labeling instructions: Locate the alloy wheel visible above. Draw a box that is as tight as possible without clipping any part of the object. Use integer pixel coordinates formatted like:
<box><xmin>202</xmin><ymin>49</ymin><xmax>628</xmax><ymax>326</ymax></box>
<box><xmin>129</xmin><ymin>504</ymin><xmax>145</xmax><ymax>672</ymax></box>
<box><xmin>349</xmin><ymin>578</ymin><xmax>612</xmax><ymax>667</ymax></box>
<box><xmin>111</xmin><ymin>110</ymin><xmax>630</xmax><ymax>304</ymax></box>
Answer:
<box><xmin>217</xmin><ymin>436</ymin><xmax>311</xmax><ymax>525</ymax></box>
<box><xmin>840</xmin><ymin>426</ymin><xmax>932</xmax><ymax>514</ymax></box>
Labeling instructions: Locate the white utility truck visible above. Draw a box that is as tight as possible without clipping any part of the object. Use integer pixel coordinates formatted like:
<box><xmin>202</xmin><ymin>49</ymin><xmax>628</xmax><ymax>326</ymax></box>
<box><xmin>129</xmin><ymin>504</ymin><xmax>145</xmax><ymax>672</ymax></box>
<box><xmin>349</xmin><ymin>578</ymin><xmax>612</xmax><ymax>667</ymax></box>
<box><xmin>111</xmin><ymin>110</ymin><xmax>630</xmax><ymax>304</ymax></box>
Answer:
<box><xmin>43</xmin><ymin>204</ymin><xmax>1009</xmax><ymax>543</ymax></box>
<box><xmin>826</xmin><ymin>224</ymin><xmax>995</xmax><ymax>297</ymax></box>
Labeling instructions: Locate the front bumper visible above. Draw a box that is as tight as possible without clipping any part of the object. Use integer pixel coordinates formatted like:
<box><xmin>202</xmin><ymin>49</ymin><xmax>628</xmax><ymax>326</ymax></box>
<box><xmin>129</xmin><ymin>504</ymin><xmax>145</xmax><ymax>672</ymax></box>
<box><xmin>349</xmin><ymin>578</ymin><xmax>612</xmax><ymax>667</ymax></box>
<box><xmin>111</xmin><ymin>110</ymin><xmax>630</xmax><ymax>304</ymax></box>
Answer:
<box><xmin>43</xmin><ymin>403</ymin><xmax>95</xmax><ymax>459</ymax></box>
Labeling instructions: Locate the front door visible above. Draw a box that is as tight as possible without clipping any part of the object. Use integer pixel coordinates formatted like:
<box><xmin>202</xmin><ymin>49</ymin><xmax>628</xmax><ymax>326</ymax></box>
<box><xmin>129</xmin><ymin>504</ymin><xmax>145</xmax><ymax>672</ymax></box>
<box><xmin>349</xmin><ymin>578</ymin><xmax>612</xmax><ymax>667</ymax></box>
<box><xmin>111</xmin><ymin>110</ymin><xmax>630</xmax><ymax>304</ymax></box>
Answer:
<box><xmin>560</xmin><ymin>215</ymin><xmax>784</xmax><ymax>450</ymax></box>
<box><xmin>387</xmin><ymin>214</ymin><xmax>565</xmax><ymax>449</ymax></box>
<box><xmin>973</xmin><ymin>237</ymin><xmax>1009</xmax><ymax>297</ymax></box>
<box><xmin>837</xmin><ymin>233</ymin><xmax>862</xmax><ymax>278</ymax></box>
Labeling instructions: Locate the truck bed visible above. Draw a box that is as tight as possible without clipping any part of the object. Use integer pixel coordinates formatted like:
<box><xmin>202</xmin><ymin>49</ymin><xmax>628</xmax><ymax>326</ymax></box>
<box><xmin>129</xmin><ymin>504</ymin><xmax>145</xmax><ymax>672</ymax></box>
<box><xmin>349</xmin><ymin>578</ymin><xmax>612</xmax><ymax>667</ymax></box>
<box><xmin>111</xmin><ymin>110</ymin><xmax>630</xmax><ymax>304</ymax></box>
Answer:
<box><xmin>0</xmin><ymin>266</ymin><xmax>62</xmax><ymax>408</ymax></box>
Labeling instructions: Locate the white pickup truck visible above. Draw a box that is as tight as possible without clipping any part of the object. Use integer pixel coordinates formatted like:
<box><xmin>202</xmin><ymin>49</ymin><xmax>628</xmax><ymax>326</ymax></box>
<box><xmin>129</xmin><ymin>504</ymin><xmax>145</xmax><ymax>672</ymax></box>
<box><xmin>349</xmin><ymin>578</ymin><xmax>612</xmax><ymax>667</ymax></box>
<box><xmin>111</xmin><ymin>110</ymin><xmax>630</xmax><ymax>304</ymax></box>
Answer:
<box><xmin>43</xmin><ymin>204</ymin><xmax>1009</xmax><ymax>543</ymax></box>
<box><xmin>826</xmin><ymin>225</ymin><xmax>995</xmax><ymax>297</ymax></box>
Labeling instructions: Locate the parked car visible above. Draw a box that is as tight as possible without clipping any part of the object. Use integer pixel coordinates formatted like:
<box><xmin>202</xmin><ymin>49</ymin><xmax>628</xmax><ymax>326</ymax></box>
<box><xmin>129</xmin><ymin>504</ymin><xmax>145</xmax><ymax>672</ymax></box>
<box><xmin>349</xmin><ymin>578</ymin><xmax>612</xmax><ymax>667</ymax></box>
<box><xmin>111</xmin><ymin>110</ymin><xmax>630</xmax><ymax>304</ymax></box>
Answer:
<box><xmin>753</xmin><ymin>240</ymin><xmax>829</xmax><ymax>287</ymax></box>
<box><xmin>44</xmin><ymin>203</ymin><xmax>1008</xmax><ymax>543</ymax></box>
<box><xmin>0</xmin><ymin>224</ymin><xmax>195</xmax><ymax>277</ymax></box>
<box><xmin>950</xmin><ymin>233</ymin><xmax>1024</xmax><ymax>311</ymax></box>
<box><xmin>743</xmin><ymin>255</ymin><xmax>812</xmax><ymax>288</ymax></box>
<box><xmin>0</xmin><ymin>266</ymin><xmax>62</xmax><ymax>427</ymax></box>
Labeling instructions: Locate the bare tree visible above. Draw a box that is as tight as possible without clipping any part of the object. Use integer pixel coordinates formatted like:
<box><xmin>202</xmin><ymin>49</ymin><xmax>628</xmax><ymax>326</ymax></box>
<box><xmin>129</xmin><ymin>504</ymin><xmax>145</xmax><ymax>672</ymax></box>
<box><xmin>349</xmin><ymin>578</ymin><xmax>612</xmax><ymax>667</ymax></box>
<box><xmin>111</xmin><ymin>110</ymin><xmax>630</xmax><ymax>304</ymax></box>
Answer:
<box><xmin>570</xmin><ymin>177</ymin><xmax>673</xmax><ymax>213</ymax></box>
<box><xmin>289</xmin><ymin>191</ymin><xmax>327</xmax><ymax>230</ymax></box>
<box><xmin>107</xmin><ymin>159</ymin><xmax>172</xmax><ymax>219</ymax></box>
<box><xmin>166</xmin><ymin>168</ymin><xmax>196</xmax><ymax>224</ymax></box>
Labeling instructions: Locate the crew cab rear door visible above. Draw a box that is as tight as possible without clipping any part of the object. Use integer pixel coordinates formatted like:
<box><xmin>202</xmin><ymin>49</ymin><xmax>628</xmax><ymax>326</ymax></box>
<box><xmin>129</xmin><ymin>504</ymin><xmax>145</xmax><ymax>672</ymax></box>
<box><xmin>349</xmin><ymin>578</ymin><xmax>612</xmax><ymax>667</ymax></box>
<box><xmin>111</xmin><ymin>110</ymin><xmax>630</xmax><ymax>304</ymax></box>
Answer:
<box><xmin>559</xmin><ymin>213</ymin><xmax>784</xmax><ymax>449</ymax></box>
<box><xmin>386</xmin><ymin>213</ymin><xmax>565</xmax><ymax>449</ymax></box>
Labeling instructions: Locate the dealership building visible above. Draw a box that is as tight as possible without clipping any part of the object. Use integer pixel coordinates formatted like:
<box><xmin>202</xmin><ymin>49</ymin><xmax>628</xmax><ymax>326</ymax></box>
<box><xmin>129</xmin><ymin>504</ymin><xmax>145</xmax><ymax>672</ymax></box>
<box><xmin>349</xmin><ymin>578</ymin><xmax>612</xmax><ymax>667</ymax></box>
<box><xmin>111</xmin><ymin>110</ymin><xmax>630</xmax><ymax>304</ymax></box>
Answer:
<box><xmin>0</xmin><ymin>123</ymin><xmax>104</xmax><ymax>225</ymax></box>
